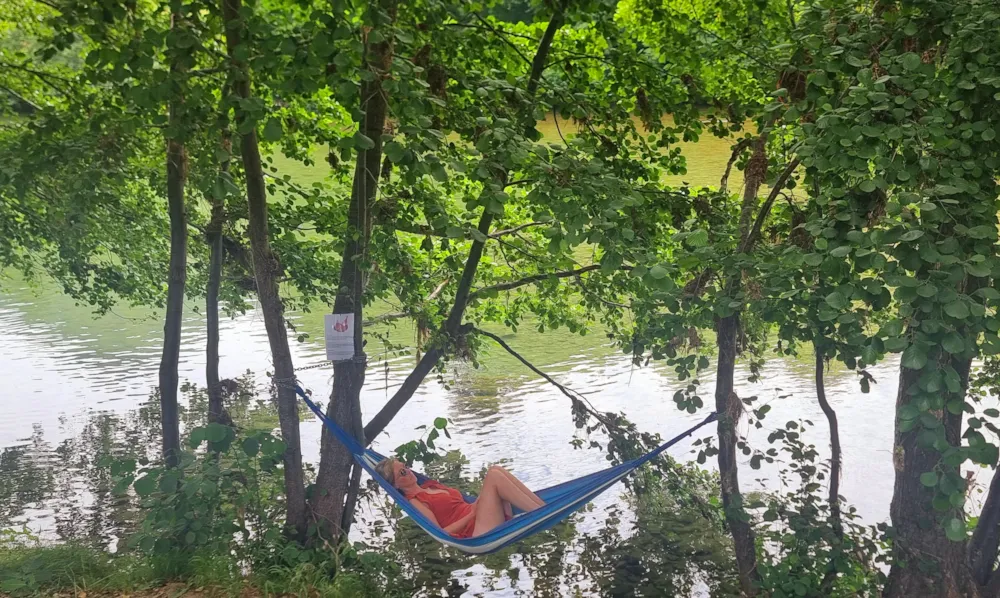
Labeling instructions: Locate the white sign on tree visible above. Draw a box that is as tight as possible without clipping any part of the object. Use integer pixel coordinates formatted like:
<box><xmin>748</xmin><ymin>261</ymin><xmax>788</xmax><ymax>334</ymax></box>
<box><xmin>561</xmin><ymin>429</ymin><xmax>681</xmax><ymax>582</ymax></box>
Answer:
<box><xmin>325</xmin><ymin>313</ymin><xmax>355</xmax><ymax>361</ymax></box>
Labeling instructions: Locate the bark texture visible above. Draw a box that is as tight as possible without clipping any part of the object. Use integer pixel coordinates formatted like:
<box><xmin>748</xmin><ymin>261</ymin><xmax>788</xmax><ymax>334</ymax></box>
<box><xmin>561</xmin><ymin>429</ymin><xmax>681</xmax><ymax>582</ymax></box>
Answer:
<box><xmin>221</xmin><ymin>0</ymin><xmax>306</xmax><ymax>539</ymax></box>
<box><xmin>159</xmin><ymin>136</ymin><xmax>186</xmax><ymax>469</ymax></box>
<box><xmin>158</xmin><ymin>3</ymin><xmax>188</xmax><ymax>469</ymax></box>
<box><xmin>309</xmin><ymin>0</ymin><xmax>396</xmax><ymax>542</ymax></box>
<box><xmin>884</xmin><ymin>355</ymin><xmax>979</xmax><ymax>598</ymax></box>
<box><xmin>206</xmin><ymin>102</ymin><xmax>231</xmax><ymax>426</ymax></box>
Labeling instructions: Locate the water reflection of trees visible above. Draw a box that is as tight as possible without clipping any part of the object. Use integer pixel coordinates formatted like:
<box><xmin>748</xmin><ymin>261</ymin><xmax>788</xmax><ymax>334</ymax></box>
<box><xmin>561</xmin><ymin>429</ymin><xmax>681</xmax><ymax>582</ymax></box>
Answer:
<box><xmin>2</xmin><ymin>382</ymin><xmax>739</xmax><ymax>595</ymax></box>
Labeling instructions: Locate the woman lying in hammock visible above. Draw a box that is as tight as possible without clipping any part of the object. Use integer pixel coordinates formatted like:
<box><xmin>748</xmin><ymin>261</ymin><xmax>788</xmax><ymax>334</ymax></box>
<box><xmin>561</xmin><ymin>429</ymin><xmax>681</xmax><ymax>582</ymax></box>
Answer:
<box><xmin>374</xmin><ymin>458</ymin><xmax>546</xmax><ymax>538</ymax></box>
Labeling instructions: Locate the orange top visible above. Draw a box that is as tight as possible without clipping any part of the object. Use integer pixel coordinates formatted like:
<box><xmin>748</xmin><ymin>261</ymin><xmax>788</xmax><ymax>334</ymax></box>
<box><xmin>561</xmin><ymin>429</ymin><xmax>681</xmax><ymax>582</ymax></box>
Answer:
<box><xmin>412</xmin><ymin>480</ymin><xmax>476</xmax><ymax>538</ymax></box>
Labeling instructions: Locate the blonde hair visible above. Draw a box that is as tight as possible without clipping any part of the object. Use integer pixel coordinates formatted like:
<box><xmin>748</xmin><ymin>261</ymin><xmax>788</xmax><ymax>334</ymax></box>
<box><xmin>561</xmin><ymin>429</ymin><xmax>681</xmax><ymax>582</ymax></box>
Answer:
<box><xmin>374</xmin><ymin>458</ymin><xmax>398</xmax><ymax>486</ymax></box>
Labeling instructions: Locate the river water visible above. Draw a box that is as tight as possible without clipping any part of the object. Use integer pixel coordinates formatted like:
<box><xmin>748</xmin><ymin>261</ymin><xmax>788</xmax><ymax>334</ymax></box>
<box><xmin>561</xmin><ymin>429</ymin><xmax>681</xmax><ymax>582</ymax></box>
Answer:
<box><xmin>0</xmin><ymin>270</ymin><xmax>909</xmax><ymax>579</ymax></box>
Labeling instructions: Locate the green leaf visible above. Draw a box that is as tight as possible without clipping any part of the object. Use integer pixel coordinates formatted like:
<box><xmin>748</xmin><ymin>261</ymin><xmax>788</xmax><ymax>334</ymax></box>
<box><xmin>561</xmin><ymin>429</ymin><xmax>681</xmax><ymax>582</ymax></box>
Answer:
<box><xmin>262</xmin><ymin>118</ymin><xmax>283</xmax><ymax>142</ymax></box>
<box><xmin>944</xmin><ymin>300</ymin><xmax>970</xmax><ymax>319</ymax></box>
<box><xmin>825</xmin><ymin>291</ymin><xmax>849</xmax><ymax>310</ymax></box>
<box><xmin>206</xmin><ymin>423</ymin><xmax>228</xmax><ymax>443</ymax></box>
<box><xmin>900</xmin><ymin>230</ymin><xmax>924</xmax><ymax>242</ymax></box>
<box><xmin>445</xmin><ymin>226</ymin><xmax>464</xmax><ymax>239</ymax></box>
<box><xmin>830</xmin><ymin>246</ymin><xmax>851</xmax><ymax>257</ymax></box>
<box><xmin>649</xmin><ymin>265</ymin><xmax>668</xmax><ymax>279</ymax></box>
<box><xmin>920</xmin><ymin>472</ymin><xmax>938</xmax><ymax>487</ymax></box>
<box><xmin>902</xmin><ymin>53</ymin><xmax>922</xmax><ymax>71</ymax></box>
<box><xmin>188</xmin><ymin>426</ymin><xmax>206</xmax><ymax>448</ymax></box>
<box><xmin>901</xmin><ymin>345</ymin><xmax>928</xmax><ymax>370</ymax></box>
<box><xmin>434</xmin><ymin>417</ymin><xmax>448</xmax><ymax>430</ymax></box>
<box><xmin>353</xmin><ymin>132</ymin><xmax>375</xmax><ymax>150</ymax></box>
<box><xmin>945</xmin><ymin>517</ymin><xmax>966</xmax><ymax>542</ymax></box>
<box><xmin>942</xmin><ymin>333</ymin><xmax>965</xmax><ymax>355</ymax></box>
<box><xmin>242</xmin><ymin>437</ymin><xmax>260</xmax><ymax>457</ymax></box>
<box><xmin>134</xmin><ymin>474</ymin><xmax>157</xmax><ymax>497</ymax></box>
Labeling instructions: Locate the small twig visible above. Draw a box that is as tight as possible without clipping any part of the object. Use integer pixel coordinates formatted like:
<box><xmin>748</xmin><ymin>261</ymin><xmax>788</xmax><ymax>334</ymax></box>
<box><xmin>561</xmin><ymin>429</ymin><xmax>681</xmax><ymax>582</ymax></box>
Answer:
<box><xmin>362</xmin><ymin>279</ymin><xmax>449</xmax><ymax>327</ymax></box>
<box><xmin>488</xmin><ymin>221</ymin><xmax>546</xmax><ymax>239</ymax></box>
<box><xmin>720</xmin><ymin>138</ymin><xmax>751</xmax><ymax>193</ymax></box>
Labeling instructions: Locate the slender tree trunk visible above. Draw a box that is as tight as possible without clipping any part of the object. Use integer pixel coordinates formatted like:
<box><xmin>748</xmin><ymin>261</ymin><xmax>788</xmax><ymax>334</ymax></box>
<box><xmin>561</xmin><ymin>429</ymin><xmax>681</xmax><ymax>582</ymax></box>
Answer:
<box><xmin>308</xmin><ymin>0</ymin><xmax>396</xmax><ymax>542</ymax></box>
<box><xmin>221</xmin><ymin>0</ymin><xmax>306</xmax><ymax>539</ymax></box>
<box><xmin>362</xmin><ymin>5</ymin><xmax>565</xmax><ymax>445</ymax></box>
<box><xmin>158</xmin><ymin>3</ymin><xmax>188</xmax><ymax>470</ymax></box>
<box><xmin>712</xmin><ymin>131</ymin><xmax>768</xmax><ymax>596</ymax></box>
<box><xmin>206</xmin><ymin>97</ymin><xmax>231</xmax><ymax>426</ymax></box>
<box><xmin>813</xmin><ymin>344</ymin><xmax>841</xmax><ymax>530</ymax></box>
<box><xmin>884</xmin><ymin>354</ymin><xmax>979</xmax><ymax>597</ymax></box>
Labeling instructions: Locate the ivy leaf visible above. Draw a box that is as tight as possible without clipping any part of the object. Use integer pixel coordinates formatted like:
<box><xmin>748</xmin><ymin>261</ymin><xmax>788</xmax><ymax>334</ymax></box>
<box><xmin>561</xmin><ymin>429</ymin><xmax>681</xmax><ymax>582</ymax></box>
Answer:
<box><xmin>902</xmin><ymin>53</ymin><xmax>922</xmax><ymax>71</ymax></box>
<box><xmin>901</xmin><ymin>345</ymin><xmax>928</xmax><ymax>370</ymax></box>
<box><xmin>920</xmin><ymin>472</ymin><xmax>938</xmax><ymax>487</ymax></box>
<box><xmin>944</xmin><ymin>517</ymin><xmax>966</xmax><ymax>542</ymax></box>
<box><xmin>434</xmin><ymin>417</ymin><xmax>448</xmax><ymax>430</ymax></box>
<box><xmin>942</xmin><ymin>333</ymin><xmax>965</xmax><ymax>355</ymax></box>
<box><xmin>825</xmin><ymin>291</ymin><xmax>849</xmax><ymax>310</ymax></box>
<box><xmin>242</xmin><ymin>437</ymin><xmax>260</xmax><ymax>458</ymax></box>
<box><xmin>944</xmin><ymin>300</ymin><xmax>970</xmax><ymax>319</ymax></box>
<box><xmin>900</xmin><ymin>230</ymin><xmax>924</xmax><ymax>242</ymax></box>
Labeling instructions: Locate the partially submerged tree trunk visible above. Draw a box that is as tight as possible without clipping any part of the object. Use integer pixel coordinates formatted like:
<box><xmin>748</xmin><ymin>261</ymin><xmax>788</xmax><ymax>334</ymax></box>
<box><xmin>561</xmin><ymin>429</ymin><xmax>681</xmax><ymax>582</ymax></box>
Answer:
<box><xmin>221</xmin><ymin>0</ymin><xmax>306</xmax><ymax>539</ymax></box>
<box><xmin>310</xmin><ymin>0</ymin><xmax>396</xmax><ymax>541</ymax></box>
<box><xmin>885</xmin><ymin>354</ymin><xmax>979</xmax><ymax>598</ymax></box>
<box><xmin>158</xmin><ymin>3</ymin><xmax>187</xmax><ymax>470</ymax></box>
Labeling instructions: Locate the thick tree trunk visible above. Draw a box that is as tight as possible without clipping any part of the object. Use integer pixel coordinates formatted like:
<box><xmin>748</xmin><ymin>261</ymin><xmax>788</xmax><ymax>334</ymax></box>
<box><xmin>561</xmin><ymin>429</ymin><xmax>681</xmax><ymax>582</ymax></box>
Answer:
<box><xmin>884</xmin><ymin>355</ymin><xmax>979</xmax><ymax>597</ymax></box>
<box><xmin>362</xmin><ymin>5</ymin><xmax>565</xmax><ymax>445</ymax></box>
<box><xmin>309</xmin><ymin>0</ymin><xmax>396</xmax><ymax>542</ymax></box>
<box><xmin>158</xmin><ymin>4</ymin><xmax>188</xmax><ymax>470</ymax></box>
<box><xmin>159</xmin><ymin>136</ymin><xmax>186</xmax><ymax>469</ymax></box>
<box><xmin>221</xmin><ymin>0</ymin><xmax>307</xmax><ymax>539</ymax></box>
<box><xmin>969</xmin><ymin>468</ymin><xmax>1000</xmax><ymax>588</ymax></box>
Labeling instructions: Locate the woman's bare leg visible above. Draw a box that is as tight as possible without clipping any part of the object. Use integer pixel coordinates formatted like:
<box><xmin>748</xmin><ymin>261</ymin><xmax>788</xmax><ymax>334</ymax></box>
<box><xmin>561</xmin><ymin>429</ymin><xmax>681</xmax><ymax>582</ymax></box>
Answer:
<box><xmin>490</xmin><ymin>465</ymin><xmax>544</xmax><ymax>507</ymax></box>
<box><xmin>481</xmin><ymin>468</ymin><xmax>542</xmax><ymax>513</ymax></box>
<box><xmin>473</xmin><ymin>486</ymin><xmax>506</xmax><ymax>536</ymax></box>
<box><xmin>503</xmin><ymin>500</ymin><xmax>513</xmax><ymax>520</ymax></box>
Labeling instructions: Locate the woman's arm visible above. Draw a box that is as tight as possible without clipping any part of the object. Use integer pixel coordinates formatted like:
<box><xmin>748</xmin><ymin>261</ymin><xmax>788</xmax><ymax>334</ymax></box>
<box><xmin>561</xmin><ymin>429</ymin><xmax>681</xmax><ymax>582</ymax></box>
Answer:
<box><xmin>410</xmin><ymin>500</ymin><xmax>440</xmax><ymax>527</ymax></box>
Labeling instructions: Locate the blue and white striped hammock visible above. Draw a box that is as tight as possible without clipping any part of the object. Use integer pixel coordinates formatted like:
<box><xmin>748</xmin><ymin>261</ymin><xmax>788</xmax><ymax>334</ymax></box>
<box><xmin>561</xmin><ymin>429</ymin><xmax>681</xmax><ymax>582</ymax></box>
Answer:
<box><xmin>294</xmin><ymin>384</ymin><xmax>717</xmax><ymax>555</ymax></box>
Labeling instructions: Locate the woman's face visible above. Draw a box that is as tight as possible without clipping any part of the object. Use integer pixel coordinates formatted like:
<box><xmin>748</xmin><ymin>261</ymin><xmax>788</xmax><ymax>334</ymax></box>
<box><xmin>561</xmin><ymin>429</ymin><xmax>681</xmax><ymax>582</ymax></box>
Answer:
<box><xmin>391</xmin><ymin>460</ymin><xmax>417</xmax><ymax>490</ymax></box>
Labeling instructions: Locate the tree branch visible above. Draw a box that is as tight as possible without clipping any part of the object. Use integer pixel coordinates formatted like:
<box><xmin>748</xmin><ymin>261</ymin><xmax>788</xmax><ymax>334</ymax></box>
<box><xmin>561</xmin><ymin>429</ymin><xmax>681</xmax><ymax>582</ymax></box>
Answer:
<box><xmin>362</xmin><ymin>279</ymin><xmax>449</xmax><ymax>326</ymax></box>
<box><xmin>740</xmin><ymin>157</ymin><xmax>801</xmax><ymax>253</ymax></box>
<box><xmin>489</xmin><ymin>221</ymin><xmax>546</xmax><ymax>238</ymax></box>
<box><xmin>468</xmin><ymin>264</ymin><xmax>604</xmax><ymax>301</ymax></box>
<box><xmin>720</xmin><ymin>138</ymin><xmax>751</xmax><ymax>193</ymax></box>
<box><xmin>363</xmin><ymin>4</ymin><xmax>566</xmax><ymax>444</ymax></box>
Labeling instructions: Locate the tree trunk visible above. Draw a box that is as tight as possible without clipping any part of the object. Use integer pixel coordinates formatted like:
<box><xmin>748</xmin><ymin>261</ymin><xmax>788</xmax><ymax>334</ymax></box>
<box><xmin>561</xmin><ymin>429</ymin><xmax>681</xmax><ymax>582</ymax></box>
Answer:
<box><xmin>711</xmin><ymin>130</ymin><xmax>769</xmax><ymax>596</ymax></box>
<box><xmin>813</xmin><ymin>344</ymin><xmax>841</xmax><ymax>530</ymax></box>
<box><xmin>884</xmin><ymin>355</ymin><xmax>979</xmax><ymax>597</ymax></box>
<box><xmin>969</xmin><ymin>467</ymin><xmax>1000</xmax><ymax>588</ymax></box>
<box><xmin>158</xmin><ymin>3</ymin><xmax>187</xmax><ymax>470</ymax></box>
<box><xmin>159</xmin><ymin>138</ymin><xmax>186</xmax><ymax>469</ymax></box>
<box><xmin>206</xmin><ymin>100</ymin><xmax>231</xmax><ymax>426</ymax></box>
<box><xmin>221</xmin><ymin>0</ymin><xmax>306</xmax><ymax>540</ymax></box>
<box><xmin>361</xmin><ymin>5</ymin><xmax>565</xmax><ymax>445</ymax></box>
<box><xmin>308</xmin><ymin>0</ymin><xmax>396</xmax><ymax>542</ymax></box>
<box><xmin>714</xmin><ymin>313</ymin><xmax>759</xmax><ymax>595</ymax></box>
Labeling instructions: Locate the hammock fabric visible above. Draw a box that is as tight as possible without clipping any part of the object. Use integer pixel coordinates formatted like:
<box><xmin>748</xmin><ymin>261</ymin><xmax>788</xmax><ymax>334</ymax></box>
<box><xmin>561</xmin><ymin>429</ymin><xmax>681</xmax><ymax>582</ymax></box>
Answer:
<box><xmin>294</xmin><ymin>384</ymin><xmax>717</xmax><ymax>555</ymax></box>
